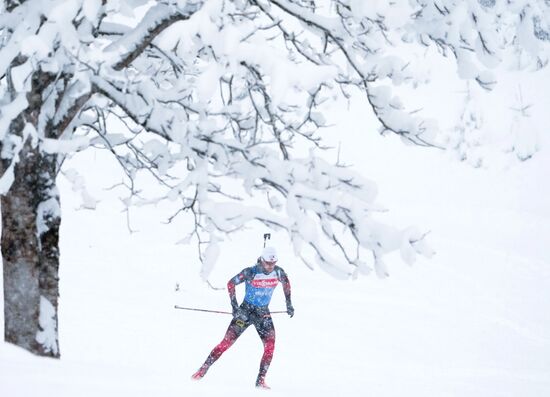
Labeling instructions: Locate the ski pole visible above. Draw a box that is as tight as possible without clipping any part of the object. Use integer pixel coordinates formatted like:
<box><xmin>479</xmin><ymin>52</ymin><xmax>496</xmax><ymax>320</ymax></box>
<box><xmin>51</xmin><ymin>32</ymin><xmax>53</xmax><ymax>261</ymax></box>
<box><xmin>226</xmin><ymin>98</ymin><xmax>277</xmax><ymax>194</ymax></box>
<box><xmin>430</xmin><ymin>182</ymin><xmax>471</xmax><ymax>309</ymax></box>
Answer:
<box><xmin>174</xmin><ymin>305</ymin><xmax>287</xmax><ymax>315</ymax></box>
<box><xmin>174</xmin><ymin>305</ymin><xmax>232</xmax><ymax>314</ymax></box>
<box><xmin>263</xmin><ymin>233</ymin><xmax>271</xmax><ymax>247</ymax></box>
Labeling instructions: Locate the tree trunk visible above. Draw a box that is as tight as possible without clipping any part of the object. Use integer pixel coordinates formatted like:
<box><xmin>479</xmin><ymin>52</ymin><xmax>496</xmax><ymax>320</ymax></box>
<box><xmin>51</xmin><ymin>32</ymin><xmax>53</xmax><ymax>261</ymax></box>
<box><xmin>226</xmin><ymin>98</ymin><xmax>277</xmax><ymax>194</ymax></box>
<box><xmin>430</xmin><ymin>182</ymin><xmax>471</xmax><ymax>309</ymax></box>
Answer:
<box><xmin>2</xmin><ymin>141</ymin><xmax>61</xmax><ymax>357</ymax></box>
<box><xmin>2</xmin><ymin>65</ymin><xmax>62</xmax><ymax>357</ymax></box>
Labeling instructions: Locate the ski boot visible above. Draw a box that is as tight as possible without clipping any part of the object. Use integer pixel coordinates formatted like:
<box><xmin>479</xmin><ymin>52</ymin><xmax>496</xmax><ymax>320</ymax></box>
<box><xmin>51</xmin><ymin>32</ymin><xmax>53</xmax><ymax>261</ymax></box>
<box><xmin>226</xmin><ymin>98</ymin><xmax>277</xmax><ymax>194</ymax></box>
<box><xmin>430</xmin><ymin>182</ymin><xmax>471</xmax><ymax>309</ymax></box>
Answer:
<box><xmin>191</xmin><ymin>365</ymin><xmax>209</xmax><ymax>381</ymax></box>
<box><xmin>255</xmin><ymin>376</ymin><xmax>271</xmax><ymax>390</ymax></box>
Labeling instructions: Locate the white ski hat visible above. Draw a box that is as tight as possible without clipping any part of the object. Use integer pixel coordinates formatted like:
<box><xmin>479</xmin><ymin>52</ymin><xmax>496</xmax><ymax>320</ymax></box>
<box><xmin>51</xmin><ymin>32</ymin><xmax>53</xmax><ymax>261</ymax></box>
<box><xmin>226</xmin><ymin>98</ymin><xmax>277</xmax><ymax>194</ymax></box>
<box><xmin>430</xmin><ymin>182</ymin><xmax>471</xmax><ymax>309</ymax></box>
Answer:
<box><xmin>261</xmin><ymin>246</ymin><xmax>278</xmax><ymax>262</ymax></box>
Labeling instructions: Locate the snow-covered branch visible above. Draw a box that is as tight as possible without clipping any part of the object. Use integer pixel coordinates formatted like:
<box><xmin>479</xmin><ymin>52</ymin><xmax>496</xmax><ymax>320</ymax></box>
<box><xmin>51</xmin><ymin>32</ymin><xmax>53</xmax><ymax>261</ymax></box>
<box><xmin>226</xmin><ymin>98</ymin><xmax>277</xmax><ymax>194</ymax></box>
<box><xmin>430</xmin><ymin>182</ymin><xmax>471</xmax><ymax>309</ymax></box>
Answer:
<box><xmin>106</xmin><ymin>1</ymin><xmax>205</xmax><ymax>70</ymax></box>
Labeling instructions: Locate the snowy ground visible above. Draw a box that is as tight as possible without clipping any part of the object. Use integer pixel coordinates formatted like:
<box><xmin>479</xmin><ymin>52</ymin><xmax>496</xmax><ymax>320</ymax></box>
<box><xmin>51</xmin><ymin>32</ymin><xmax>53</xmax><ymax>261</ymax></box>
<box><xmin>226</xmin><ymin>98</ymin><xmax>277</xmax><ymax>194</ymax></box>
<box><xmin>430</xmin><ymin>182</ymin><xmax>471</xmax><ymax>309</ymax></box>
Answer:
<box><xmin>2</xmin><ymin>94</ymin><xmax>550</xmax><ymax>396</ymax></box>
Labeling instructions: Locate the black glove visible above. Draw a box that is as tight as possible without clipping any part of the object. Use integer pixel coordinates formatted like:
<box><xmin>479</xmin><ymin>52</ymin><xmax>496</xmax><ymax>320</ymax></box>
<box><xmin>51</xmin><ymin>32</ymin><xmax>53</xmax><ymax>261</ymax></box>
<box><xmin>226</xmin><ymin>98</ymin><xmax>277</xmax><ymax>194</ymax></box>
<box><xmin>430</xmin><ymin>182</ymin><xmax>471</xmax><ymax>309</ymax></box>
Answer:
<box><xmin>286</xmin><ymin>303</ymin><xmax>295</xmax><ymax>318</ymax></box>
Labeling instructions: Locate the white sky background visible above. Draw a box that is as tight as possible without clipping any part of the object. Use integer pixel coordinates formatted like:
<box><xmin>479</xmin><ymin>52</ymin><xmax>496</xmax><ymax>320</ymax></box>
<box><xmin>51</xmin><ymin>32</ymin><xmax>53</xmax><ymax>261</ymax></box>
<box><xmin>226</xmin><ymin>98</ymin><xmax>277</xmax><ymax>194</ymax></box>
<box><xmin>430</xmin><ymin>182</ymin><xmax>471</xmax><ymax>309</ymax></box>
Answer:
<box><xmin>1</xmin><ymin>12</ymin><xmax>550</xmax><ymax>397</ymax></box>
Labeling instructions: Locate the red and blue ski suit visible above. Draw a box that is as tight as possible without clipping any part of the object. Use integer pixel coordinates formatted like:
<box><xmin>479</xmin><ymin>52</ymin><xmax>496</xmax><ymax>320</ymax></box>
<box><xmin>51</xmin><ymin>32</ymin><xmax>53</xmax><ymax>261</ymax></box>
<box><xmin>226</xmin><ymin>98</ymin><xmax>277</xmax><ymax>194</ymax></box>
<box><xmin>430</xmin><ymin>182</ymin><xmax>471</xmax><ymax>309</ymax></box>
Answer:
<box><xmin>197</xmin><ymin>263</ymin><xmax>293</xmax><ymax>384</ymax></box>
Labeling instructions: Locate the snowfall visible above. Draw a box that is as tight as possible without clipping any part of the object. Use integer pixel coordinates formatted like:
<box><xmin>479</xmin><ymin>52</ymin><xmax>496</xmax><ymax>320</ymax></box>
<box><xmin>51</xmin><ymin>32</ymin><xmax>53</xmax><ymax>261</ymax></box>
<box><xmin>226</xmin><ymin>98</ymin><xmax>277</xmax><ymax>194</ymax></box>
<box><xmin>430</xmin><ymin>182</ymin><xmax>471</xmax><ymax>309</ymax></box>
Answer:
<box><xmin>1</xmin><ymin>68</ymin><xmax>550</xmax><ymax>396</ymax></box>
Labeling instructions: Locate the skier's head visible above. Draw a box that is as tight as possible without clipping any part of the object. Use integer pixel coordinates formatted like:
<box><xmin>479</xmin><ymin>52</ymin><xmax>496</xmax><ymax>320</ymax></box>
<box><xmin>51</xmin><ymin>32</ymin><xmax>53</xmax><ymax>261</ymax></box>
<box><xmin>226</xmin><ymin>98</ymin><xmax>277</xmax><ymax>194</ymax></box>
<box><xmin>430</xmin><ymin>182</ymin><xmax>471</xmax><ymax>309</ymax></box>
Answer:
<box><xmin>260</xmin><ymin>246</ymin><xmax>277</xmax><ymax>272</ymax></box>
<box><xmin>261</xmin><ymin>246</ymin><xmax>278</xmax><ymax>262</ymax></box>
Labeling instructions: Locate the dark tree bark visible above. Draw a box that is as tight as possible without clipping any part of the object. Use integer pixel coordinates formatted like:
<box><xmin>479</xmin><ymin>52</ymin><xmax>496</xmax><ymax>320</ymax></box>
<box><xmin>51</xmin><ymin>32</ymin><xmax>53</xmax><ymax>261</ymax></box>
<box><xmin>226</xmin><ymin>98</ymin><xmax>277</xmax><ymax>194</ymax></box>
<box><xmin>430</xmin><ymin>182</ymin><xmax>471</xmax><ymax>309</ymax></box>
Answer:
<box><xmin>2</xmin><ymin>142</ymin><xmax>60</xmax><ymax>357</ymax></box>
<box><xmin>2</xmin><ymin>70</ymin><xmax>61</xmax><ymax>357</ymax></box>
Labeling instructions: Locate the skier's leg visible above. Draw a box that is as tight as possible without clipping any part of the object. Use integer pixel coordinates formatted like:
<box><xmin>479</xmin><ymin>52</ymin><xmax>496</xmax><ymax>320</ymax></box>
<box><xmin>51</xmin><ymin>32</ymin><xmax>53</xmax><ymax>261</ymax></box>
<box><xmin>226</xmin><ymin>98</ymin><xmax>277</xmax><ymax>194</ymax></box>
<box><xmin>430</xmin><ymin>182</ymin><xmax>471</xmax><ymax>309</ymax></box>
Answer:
<box><xmin>192</xmin><ymin>317</ymin><xmax>249</xmax><ymax>379</ymax></box>
<box><xmin>254</xmin><ymin>314</ymin><xmax>276</xmax><ymax>388</ymax></box>
<box><xmin>206</xmin><ymin>318</ymin><xmax>249</xmax><ymax>365</ymax></box>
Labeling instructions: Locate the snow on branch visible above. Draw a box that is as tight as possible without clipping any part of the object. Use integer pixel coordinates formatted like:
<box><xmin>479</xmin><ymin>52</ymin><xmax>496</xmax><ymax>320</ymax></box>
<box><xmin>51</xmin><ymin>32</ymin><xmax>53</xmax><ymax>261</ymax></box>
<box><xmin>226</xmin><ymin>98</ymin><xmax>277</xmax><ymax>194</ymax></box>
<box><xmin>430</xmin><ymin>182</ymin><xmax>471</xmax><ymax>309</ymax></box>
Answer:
<box><xmin>106</xmin><ymin>1</ymin><xmax>205</xmax><ymax>70</ymax></box>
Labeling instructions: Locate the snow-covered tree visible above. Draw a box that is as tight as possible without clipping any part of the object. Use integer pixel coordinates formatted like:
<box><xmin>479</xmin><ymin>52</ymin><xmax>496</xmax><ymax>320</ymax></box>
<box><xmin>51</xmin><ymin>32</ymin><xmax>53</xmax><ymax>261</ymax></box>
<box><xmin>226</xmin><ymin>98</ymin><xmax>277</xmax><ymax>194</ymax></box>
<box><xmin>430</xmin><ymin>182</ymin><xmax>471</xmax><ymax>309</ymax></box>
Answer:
<box><xmin>1</xmin><ymin>0</ymin><xmax>549</xmax><ymax>357</ymax></box>
<box><xmin>451</xmin><ymin>82</ymin><xmax>485</xmax><ymax>167</ymax></box>
<box><xmin>508</xmin><ymin>85</ymin><xmax>540</xmax><ymax>160</ymax></box>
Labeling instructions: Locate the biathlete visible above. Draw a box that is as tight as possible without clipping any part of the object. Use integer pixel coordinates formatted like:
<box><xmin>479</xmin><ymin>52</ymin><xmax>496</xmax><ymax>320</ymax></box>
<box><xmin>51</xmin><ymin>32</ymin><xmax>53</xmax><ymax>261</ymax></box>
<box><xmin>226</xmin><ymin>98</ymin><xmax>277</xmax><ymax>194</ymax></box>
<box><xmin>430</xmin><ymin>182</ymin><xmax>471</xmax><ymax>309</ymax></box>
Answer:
<box><xmin>191</xmin><ymin>246</ymin><xmax>294</xmax><ymax>389</ymax></box>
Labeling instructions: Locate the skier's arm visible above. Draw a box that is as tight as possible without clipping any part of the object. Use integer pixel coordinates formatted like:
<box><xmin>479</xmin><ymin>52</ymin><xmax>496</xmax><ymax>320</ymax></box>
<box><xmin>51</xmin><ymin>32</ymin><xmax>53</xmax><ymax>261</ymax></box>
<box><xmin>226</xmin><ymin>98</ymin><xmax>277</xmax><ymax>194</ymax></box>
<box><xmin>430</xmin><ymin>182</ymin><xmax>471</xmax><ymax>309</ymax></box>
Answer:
<box><xmin>227</xmin><ymin>268</ymin><xmax>249</xmax><ymax>311</ymax></box>
<box><xmin>279</xmin><ymin>269</ymin><xmax>294</xmax><ymax>317</ymax></box>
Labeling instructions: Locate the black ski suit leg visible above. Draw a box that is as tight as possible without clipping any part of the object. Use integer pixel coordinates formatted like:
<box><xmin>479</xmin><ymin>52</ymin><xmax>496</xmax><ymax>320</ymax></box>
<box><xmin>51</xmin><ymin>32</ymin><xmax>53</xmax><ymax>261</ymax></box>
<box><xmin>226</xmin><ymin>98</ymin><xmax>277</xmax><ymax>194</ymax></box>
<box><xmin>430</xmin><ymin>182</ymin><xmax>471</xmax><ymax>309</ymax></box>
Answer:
<box><xmin>254</xmin><ymin>312</ymin><xmax>276</xmax><ymax>382</ymax></box>
<box><xmin>202</xmin><ymin>314</ymin><xmax>250</xmax><ymax>368</ymax></box>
